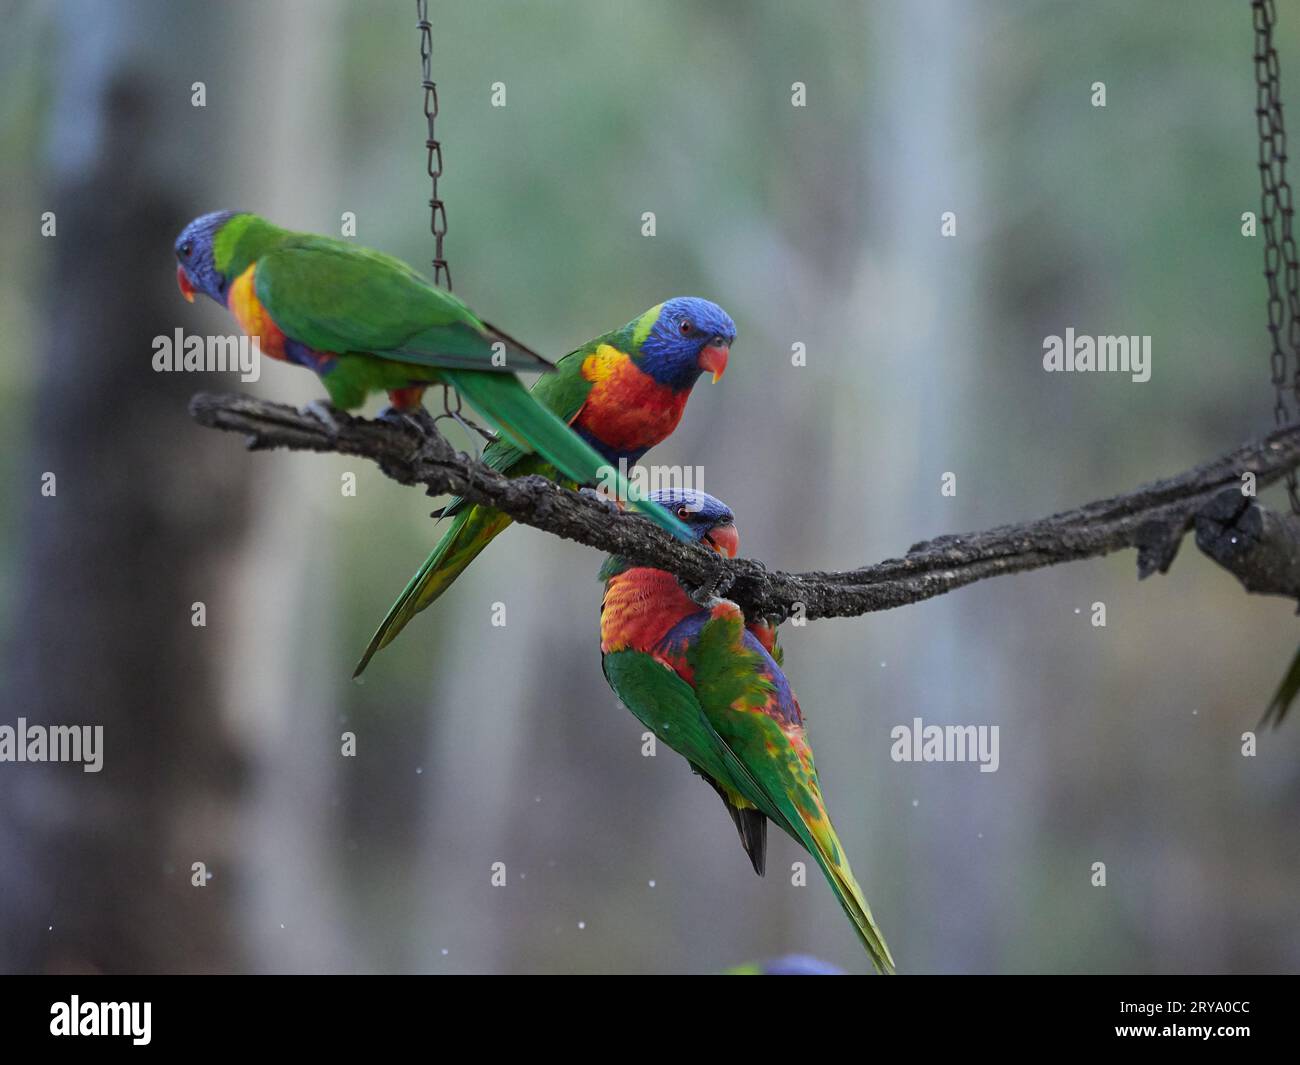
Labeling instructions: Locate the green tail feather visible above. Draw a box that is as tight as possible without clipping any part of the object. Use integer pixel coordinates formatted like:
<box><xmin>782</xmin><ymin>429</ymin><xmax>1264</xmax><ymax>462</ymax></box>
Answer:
<box><xmin>1262</xmin><ymin>644</ymin><xmax>1300</xmax><ymax>729</ymax></box>
<box><xmin>698</xmin><ymin>689</ymin><xmax>894</xmax><ymax>971</ymax></box>
<box><xmin>796</xmin><ymin>818</ymin><xmax>896</xmax><ymax>974</ymax></box>
<box><xmin>818</xmin><ymin>850</ymin><xmax>896</xmax><ymax>975</ymax></box>
<box><xmin>443</xmin><ymin>370</ymin><xmax>689</xmax><ymax>540</ymax></box>
<box><xmin>353</xmin><ymin>505</ymin><xmax>510</xmax><ymax>677</ymax></box>
<box><xmin>354</xmin><ymin>371</ymin><xmax>690</xmax><ymax>676</ymax></box>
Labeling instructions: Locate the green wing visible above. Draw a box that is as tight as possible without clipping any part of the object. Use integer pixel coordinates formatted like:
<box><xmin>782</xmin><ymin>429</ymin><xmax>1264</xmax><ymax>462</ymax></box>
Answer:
<box><xmin>602</xmin><ymin>649</ymin><xmax>789</xmax><ymax>828</ymax></box>
<box><xmin>252</xmin><ymin>239</ymin><xmax>684</xmax><ymax>534</ymax></box>
<box><xmin>688</xmin><ymin>609</ymin><xmax>896</xmax><ymax>974</ymax></box>
<box><xmin>605</xmin><ymin>637</ymin><xmax>893</xmax><ymax>971</ymax></box>
<box><xmin>252</xmin><ymin>237</ymin><xmax>550</xmax><ymax>371</ymax></box>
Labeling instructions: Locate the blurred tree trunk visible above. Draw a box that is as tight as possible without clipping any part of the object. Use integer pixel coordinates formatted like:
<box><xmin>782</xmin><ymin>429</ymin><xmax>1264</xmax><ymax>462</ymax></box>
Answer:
<box><xmin>220</xmin><ymin>0</ymin><xmax>356</xmax><ymax>975</ymax></box>
<box><xmin>862</xmin><ymin>0</ymin><xmax>1011</xmax><ymax>972</ymax></box>
<box><xmin>0</xmin><ymin>2</ymin><xmax>249</xmax><ymax>973</ymax></box>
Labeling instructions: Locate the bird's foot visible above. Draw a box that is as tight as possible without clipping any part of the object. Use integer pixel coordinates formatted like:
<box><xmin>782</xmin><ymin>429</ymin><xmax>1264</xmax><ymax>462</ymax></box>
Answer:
<box><xmin>300</xmin><ymin>400</ymin><xmax>342</xmax><ymax>436</ymax></box>
<box><xmin>378</xmin><ymin>404</ymin><xmax>437</xmax><ymax>436</ymax></box>
<box><xmin>687</xmin><ymin>559</ymin><xmax>735</xmax><ymax>608</ymax></box>
<box><xmin>688</xmin><ymin>586</ymin><xmax>724</xmax><ymax>609</ymax></box>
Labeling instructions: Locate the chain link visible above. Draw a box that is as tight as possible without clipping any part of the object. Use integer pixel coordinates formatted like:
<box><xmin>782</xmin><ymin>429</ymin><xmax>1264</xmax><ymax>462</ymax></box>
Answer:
<box><xmin>417</xmin><ymin>0</ymin><xmax>451</xmax><ymax>291</ymax></box>
<box><xmin>1254</xmin><ymin>0</ymin><xmax>1300</xmax><ymax>511</ymax></box>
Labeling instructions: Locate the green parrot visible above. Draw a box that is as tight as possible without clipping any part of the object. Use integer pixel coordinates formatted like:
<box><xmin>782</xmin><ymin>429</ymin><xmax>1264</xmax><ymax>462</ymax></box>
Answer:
<box><xmin>173</xmin><ymin>210</ymin><xmax>687</xmax><ymax>542</ymax></box>
<box><xmin>352</xmin><ymin>296</ymin><xmax>735</xmax><ymax>676</ymax></box>
<box><xmin>599</xmin><ymin>487</ymin><xmax>895</xmax><ymax>973</ymax></box>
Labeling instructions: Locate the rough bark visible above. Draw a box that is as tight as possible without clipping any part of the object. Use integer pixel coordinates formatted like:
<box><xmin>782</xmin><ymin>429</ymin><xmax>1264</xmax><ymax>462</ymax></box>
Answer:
<box><xmin>190</xmin><ymin>392</ymin><xmax>1300</xmax><ymax>620</ymax></box>
<box><xmin>1195</xmin><ymin>487</ymin><xmax>1300</xmax><ymax>602</ymax></box>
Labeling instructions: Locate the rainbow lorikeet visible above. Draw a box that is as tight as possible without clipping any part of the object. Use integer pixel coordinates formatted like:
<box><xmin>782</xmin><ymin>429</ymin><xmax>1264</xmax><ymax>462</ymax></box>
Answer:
<box><xmin>598</xmin><ymin>488</ymin><xmax>895</xmax><ymax>973</ymax></box>
<box><xmin>352</xmin><ymin>297</ymin><xmax>735</xmax><ymax>676</ymax></box>
<box><xmin>172</xmin><ymin>211</ymin><xmax>685</xmax><ymax>540</ymax></box>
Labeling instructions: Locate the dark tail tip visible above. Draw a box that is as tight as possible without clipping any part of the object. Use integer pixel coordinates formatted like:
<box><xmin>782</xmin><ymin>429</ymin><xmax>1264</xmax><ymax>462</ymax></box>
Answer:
<box><xmin>352</xmin><ymin>643</ymin><xmax>379</xmax><ymax>679</ymax></box>
<box><xmin>710</xmin><ymin>781</ymin><xmax>768</xmax><ymax>877</ymax></box>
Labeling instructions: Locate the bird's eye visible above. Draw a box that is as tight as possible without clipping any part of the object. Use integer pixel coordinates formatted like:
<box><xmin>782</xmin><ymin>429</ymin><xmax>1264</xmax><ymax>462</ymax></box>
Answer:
<box><xmin>679</xmin><ymin>319</ymin><xmax>694</xmax><ymax>336</ymax></box>
<box><xmin>676</xmin><ymin>505</ymin><xmax>692</xmax><ymax>519</ymax></box>
<box><xmin>180</xmin><ymin>241</ymin><xmax>193</xmax><ymax>259</ymax></box>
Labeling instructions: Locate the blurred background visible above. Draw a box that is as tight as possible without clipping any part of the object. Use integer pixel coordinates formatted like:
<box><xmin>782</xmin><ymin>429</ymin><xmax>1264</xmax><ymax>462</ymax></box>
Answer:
<box><xmin>0</xmin><ymin>0</ymin><xmax>1296</xmax><ymax>975</ymax></box>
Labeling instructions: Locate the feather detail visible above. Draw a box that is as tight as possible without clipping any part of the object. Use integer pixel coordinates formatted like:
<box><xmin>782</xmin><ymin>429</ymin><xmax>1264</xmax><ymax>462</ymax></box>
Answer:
<box><xmin>227</xmin><ymin>264</ymin><xmax>287</xmax><ymax>361</ymax></box>
<box><xmin>577</xmin><ymin>344</ymin><xmax>691</xmax><ymax>457</ymax></box>
<box><xmin>600</xmin><ymin>567</ymin><xmax>699</xmax><ymax>654</ymax></box>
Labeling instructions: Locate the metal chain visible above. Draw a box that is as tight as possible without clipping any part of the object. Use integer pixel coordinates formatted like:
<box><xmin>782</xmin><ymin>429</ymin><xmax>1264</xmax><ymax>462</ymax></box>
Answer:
<box><xmin>1254</xmin><ymin>0</ymin><xmax>1300</xmax><ymax>512</ymax></box>
<box><xmin>417</xmin><ymin>0</ymin><xmax>451</xmax><ymax>290</ymax></box>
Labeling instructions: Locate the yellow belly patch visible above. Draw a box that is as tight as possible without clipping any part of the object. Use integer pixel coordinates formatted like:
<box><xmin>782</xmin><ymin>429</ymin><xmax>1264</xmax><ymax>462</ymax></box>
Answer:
<box><xmin>227</xmin><ymin>263</ymin><xmax>286</xmax><ymax>360</ymax></box>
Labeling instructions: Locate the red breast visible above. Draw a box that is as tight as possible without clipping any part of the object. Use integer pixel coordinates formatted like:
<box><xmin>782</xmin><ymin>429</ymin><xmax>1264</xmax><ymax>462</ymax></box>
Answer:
<box><xmin>577</xmin><ymin>345</ymin><xmax>691</xmax><ymax>455</ymax></box>
<box><xmin>600</xmin><ymin>568</ymin><xmax>698</xmax><ymax>655</ymax></box>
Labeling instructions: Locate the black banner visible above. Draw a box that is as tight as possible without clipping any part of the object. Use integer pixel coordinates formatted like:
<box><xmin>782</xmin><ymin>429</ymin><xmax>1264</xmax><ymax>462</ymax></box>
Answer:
<box><xmin>0</xmin><ymin>975</ymin><xmax>1290</xmax><ymax>1052</ymax></box>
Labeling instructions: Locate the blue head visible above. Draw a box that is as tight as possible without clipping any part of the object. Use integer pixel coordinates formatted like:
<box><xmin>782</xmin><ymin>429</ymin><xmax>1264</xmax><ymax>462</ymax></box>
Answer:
<box><xmin>174</xmin><ymin>210</ymin><xmax>238</xmax><ymax>305</ymax></box>
<box><xmin>634</xmin><ymin>297</ymin><xmax>736</xmax><ymax>390</ymax></box>
<box><xmin>599</xmin><ymin>487</ymin><xmax>738</xmax><ymax>582</ymax></box>
<box><xmin>648</xmin><ymin>488</ymin><xmax>738</xmax><ymax>557</ymax></box>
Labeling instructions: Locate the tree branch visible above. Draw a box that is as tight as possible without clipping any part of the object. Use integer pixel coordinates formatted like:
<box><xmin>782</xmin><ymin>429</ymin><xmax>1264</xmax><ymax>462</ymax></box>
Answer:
<box><xmin>189</xmin><ymin>392</ymin><xmax>1300</xmax><ymax>621</ymax></box>
<box><xmin>1195</xmin><ymin>488</ymin><xmax>1300</xmax><ymax>601</ymax></box>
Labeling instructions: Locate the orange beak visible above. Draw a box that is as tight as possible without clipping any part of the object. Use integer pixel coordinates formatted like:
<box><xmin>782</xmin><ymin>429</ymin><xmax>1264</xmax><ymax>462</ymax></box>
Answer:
<box><xmin>704</xmin><ymin>523</ymin><xmax>739</xmax><ymax>558</ymax></box>
<box><xmin>177</xmin><ymin>264</ymin><xmax>196</xmax><ymax>303</ymax></box>
<box><xmin>698</xmin><ymin>342</ymin><xmax>729</xmax><ymax>383</ymax></box>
